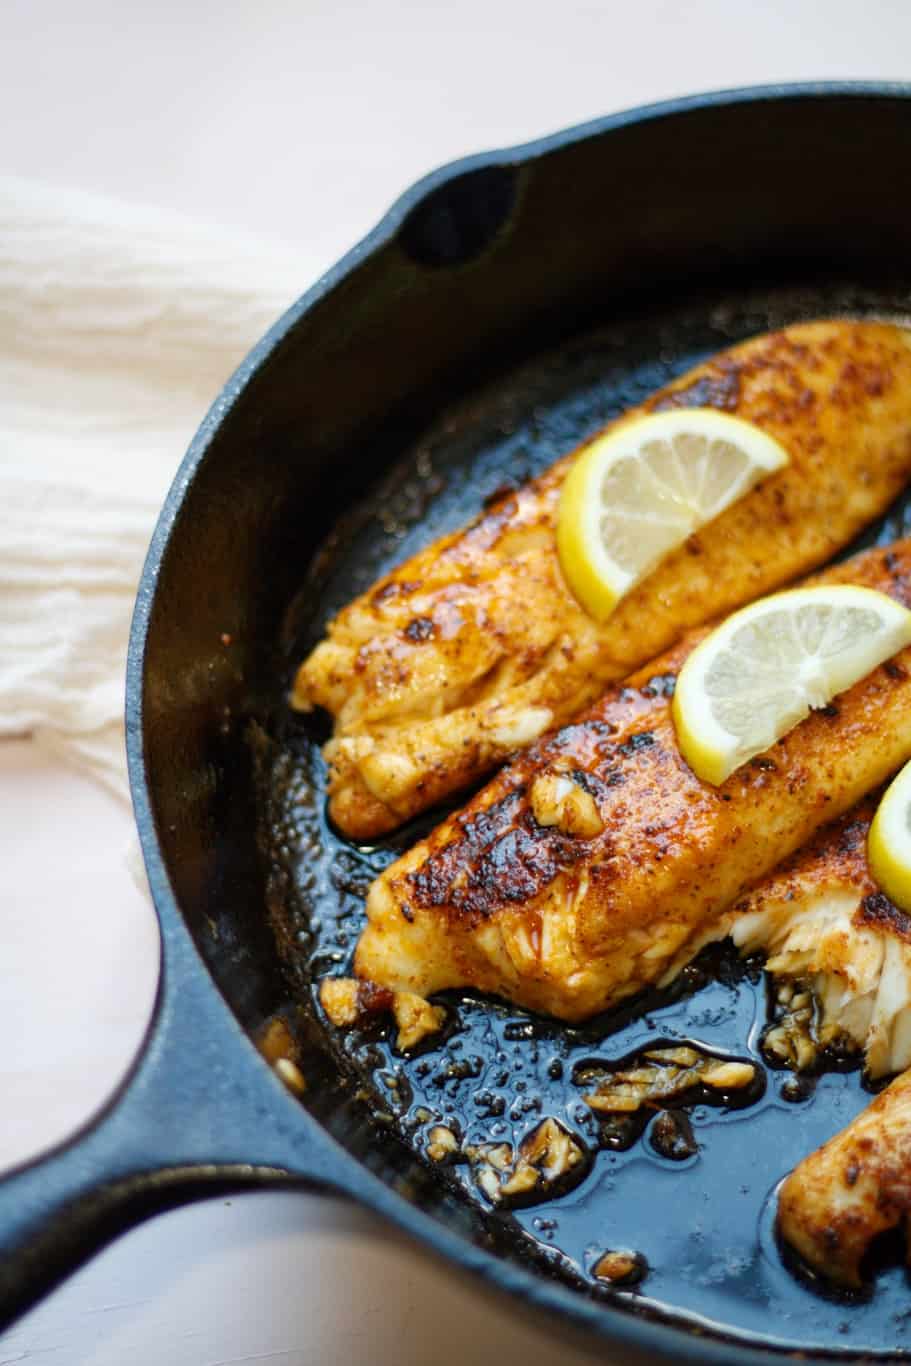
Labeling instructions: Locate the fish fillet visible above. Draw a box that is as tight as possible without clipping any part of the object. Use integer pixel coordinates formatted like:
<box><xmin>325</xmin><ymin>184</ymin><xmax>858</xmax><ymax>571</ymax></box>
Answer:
<box><xmin>294</xmin><ymin>320</ymin><xmax>911</xmax><ymax>838</ymax></box>
<box><xmin>663</xmin><ymin>796</ymin><xmax>911</xmax><ymax>1079</ymax></box>
<box><xmin>777</xmin><ymin>1067</ymin><xmax>911</xmax><ymax>1288</ymax></box>
<box><xmin>342</xmin><ymin>542</ymin><xmax>911</xmax><ymax>1030</ymax></box>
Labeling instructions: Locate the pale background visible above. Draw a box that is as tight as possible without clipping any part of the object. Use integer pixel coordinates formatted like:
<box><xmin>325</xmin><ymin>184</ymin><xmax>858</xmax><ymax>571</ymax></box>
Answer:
<box><xmin>2</xmin><ymin>2</ymin><xmax>910</xmax><ymax>1363</ymax></box>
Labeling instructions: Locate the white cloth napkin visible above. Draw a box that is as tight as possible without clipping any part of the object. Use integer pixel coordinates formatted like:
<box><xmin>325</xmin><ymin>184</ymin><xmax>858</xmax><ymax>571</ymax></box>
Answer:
<box><xmin>0</xmin><ymin>178</ymin><xmax>311</xmax><ymax>801</ymax></box>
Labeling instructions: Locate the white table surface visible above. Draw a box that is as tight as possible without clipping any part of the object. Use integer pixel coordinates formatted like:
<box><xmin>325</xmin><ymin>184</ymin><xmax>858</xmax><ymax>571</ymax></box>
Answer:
<box><xmin>3</xmin><ymin>2</ymin><xmax>911</xmax><ymax>1362</ymax></box>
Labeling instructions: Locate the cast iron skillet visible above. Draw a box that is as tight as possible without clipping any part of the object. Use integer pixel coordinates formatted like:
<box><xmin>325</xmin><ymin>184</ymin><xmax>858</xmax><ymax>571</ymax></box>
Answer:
<box><xmin>4</xmin><ymin>83</ymin><xmax>911</xmax><ymax>1364</ymax></box>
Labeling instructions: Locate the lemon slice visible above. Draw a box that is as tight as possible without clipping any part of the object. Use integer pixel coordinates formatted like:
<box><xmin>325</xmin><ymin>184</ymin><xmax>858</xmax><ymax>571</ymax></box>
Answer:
<box><xmin>672</xmin><ymin>585</ymin><xmax>911</xmax><ymax>786</ymax></box>
<box><xmin>556</xmin><ymin>408</ymin><xmax>789</xmax><ymax>621</ymax></box>
<box><xmin>869</xmin><ymin>761</ymin><xmax>911</xmax><ymax>913</ymax></box>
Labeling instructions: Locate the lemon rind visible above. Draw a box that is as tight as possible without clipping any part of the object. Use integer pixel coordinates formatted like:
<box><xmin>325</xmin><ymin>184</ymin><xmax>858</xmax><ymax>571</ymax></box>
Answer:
<box><xmin>869</xmin><ymin>761</ymin><xmax>911</xmax><ymax>914</ymax></box>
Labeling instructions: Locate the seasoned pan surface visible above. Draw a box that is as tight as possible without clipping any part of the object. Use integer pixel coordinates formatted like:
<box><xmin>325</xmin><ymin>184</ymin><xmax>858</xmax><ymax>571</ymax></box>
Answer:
<box><xmin>265</xmin><ymin>281</ymin><xmax>911</xmax><ymax>1358</ymax></box>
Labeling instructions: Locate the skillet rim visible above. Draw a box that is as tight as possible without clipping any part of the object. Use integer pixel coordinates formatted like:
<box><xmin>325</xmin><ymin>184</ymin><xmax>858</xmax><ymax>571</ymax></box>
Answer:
<box><xmin>126</xmin><ymin>81</ymin><xmax>911</xmax><ymax>1366</ymax></box>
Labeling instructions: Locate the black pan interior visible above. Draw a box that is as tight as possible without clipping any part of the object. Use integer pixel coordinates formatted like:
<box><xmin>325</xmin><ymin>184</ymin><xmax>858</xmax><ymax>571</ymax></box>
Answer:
<box><xmin>139</xmin><ymin>93</ymin><xmax>911</xmax><ymax>1361</ymax></box>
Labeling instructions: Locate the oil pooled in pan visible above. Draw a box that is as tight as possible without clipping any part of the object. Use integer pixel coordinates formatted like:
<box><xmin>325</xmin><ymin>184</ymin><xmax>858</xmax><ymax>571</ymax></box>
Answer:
<box><xmin>263</xmin><ymin>280</ymin><xmax>911</xmax><ymax>1355</ymax></box>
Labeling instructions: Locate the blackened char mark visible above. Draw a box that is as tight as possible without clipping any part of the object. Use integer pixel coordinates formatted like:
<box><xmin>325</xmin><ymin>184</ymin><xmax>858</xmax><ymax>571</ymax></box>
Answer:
<box><xmin>371</xmin><ymin>578</ymin><xmax>421</xmax><ymax>607</ymax></box>
<box><xmin>882</xmin><ymin>550</ymin><xmax>911</xmax><ymax>612</ymax></box>
<box><xmin>857</xmin><ymin>890</ymin><xmax>911</xmax><ymax>943</ymax></box>
<box><xmin>551</xmin><ymin>719</ymin><xmax>618</xmax><ymax>762</ymax></box>
<box><xmin>835</xmin><ymin>815</ymin><xmax>871</xmax><ymax>857</ymax></box>
<box><xmin>406</xmin><ymin>693</ymin><xmax>673</xmax><ymax>920</ymax></box>
<box><xmin>640</xmin><ymin>673</ymin><xmax>677</xmax><ymax>699</ymax></box>
<box><xmin>649</xmin><ymin>363</ymin><xmax>741</xmax><ymax>414</ymax></box>
<box><xmin>404</xmin><ymin>616</ymin><xmax>436</xmax><ymax>642</ymax></box>
<box><xmin>408</xmin><ymin>785</ymin><xmax>582</xmax><ymax>921</ymax></box>
<box><xmin>482</xmin><ymin>480</ymin><xmax>519</xmax><ymax>510</ymax></box>
<box><xmin>617</xmin><ymin>731</ymin><xmax>655</xmax><ymax>758</ymax></box>
<box><xmin>568</xmin><ymin>767</ymin><xmax>624</xmax><ymax>802</ymax></box>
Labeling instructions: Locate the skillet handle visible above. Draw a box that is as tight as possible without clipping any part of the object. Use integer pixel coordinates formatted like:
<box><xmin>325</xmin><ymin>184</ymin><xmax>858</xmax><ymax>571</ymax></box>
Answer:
<box><xmin>0</xmin><ymin>919</ymin><xmax>350</xmax><ymax>1330</ymax></box>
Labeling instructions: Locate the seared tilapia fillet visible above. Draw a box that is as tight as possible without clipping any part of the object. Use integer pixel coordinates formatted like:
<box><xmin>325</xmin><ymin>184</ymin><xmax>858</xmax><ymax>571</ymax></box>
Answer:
<box><xmin>346</xmin><ymin>543</ymin><xmax>911</xmax><ymax>1026</ymax></box>
<box><xmin>778</xmin><ymin>1067</ymin><xmax>911</xmax><ymax>1288</ymax></box>
<box><xmin>664</xmin><ymin>797</ymin><xmax>911</xmax><ymax>1079</ymax></box>
<box><xmin>295</xmin><ymin>320</ymin><xmax>911</xmax><ymax>839</ymax></box>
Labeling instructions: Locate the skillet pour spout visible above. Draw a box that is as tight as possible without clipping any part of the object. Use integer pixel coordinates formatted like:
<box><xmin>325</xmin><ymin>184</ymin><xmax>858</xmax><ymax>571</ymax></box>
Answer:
<box><xmin>5</xmin><ymin>84</ymin><xmax>911</xmax><ymax>1365</ymax></box>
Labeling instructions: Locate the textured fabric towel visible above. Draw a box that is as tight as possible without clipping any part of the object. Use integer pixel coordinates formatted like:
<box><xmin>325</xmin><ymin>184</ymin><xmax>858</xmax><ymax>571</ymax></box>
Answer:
<box><xmin>0</xmin><ymin>178</ymin><xmax>309</xmax><ymax>800</ymax></box>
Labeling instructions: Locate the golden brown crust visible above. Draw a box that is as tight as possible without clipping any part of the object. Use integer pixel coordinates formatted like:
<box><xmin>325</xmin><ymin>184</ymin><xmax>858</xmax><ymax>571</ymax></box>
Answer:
<box><xmin>778</xmin><ymin>1068</ymin><xmax>911</xmax><ymax>1287</ymax></box>
<box><xmin>354</xmin><ymin>543</ymin><xmax>911</xmax><ymax>1021</ymax></box>
<box><xmin>729</xmin><ymin>798</ymin><xmax>880</xmax><ymax>915</ymax></box>
<box><xmin>296</xmin><ymin>320</ymin><xmax>911</xmax><ymax>838</ymax></box>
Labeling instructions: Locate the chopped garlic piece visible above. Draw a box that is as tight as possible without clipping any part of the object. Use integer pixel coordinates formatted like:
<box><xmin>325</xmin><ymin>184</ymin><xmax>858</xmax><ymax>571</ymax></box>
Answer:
<box><xmin>320</xmin><ymin>977</ymin><xmax>360</xmax><ymax>1027</ymax></box>
<box><xmin>466</xmin><ymin>1119</ymin><xmax>586</xmax><ymax>1205</ymax></box>
<box><xmin>274</xmin><ymin>1058</ymin><xmax>307</xmax><ymax>1096</ymax></box>
<box><xmin>426</xmin><ymin>1126</ymin><xmax>459</xmax><ymax>1162</ymax></box>
<box><xmin>392</xmin><ymin>991</ymin><xmax>446</xmax><ymax>1050</ymax></box>
<box><xmin>479</xmin><ymin>1142</ymin><xmax>513</xmax><ymax>1172</ymax></box>
<box><xmin>701</xmin><ymin>1061</ymin><xmax>755</xmax><ymax>1089</ymax></box>
<box><xmin>530</xmin><ymin>773</ymin><xmax>574</xmax><ymax>826</ymax></box>
<box><xmin>644</xmin><ymin>1046</ymin><xmax>701</xmax><ymax>1067</ymax></box>
<box><xmin>593</xmin><ymin>1250</ymin><xmax>643</xmax><ymax>1284</ymax></box>
<box><xmin>489</xmin><ymin>706</ymin><xmax>553</xmax><ymax>749</ymax></box>
<box><xmin>585</xmin><ymin>1044</ymin><xmax>757</xmax><ymax>1113</ymax></box>
<box><xmin>257</xmin><ymin>1016</ymin><xmax>297</xmax><ymax>1065</ymax></box>
<box><xmin>475</xmin><ymin>1165</ymin><xmax>503</xmax><ymax>1201</ymax></box>
<box><xmin>530</xmin><ymin>770</ymin><xmax>604</xmax><ymax>838</ymax></box>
